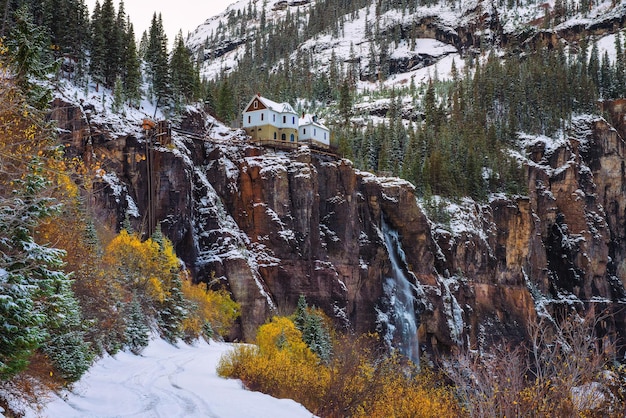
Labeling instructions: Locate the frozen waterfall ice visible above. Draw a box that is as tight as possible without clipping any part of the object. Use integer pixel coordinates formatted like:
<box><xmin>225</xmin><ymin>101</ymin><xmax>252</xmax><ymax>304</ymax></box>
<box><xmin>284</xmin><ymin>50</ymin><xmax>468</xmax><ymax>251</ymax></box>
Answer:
<box><xmin>381</xmin><ymin>217</ymin><xmax>420</xmax><ymax>366</ymax></box>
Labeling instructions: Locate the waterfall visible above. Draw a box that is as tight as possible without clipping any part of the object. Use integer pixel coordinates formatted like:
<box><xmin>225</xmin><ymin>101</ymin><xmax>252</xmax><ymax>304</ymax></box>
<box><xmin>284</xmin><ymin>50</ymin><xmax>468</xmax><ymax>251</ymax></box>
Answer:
<box><xmin>381</xmin><ymin>217</ymin><xmax>420</xmax><ymax>366</ymax></box>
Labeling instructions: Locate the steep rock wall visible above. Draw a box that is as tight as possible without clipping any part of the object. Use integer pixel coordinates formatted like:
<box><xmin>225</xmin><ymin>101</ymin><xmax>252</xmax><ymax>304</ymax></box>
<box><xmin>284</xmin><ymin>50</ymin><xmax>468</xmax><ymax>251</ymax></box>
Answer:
<box><xmin>52</xmin><ymin>101</ymin><xmax>626</xmax><ymax>357</ymax></box>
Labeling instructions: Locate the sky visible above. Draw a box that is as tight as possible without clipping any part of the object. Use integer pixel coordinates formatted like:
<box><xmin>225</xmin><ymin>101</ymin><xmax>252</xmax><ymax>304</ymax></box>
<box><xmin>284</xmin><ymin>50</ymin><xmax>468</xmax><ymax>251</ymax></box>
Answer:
<box><xmin>84</xmin><ymin>0</ymin><xmax>234</xmax><ymax>47</ymax></box>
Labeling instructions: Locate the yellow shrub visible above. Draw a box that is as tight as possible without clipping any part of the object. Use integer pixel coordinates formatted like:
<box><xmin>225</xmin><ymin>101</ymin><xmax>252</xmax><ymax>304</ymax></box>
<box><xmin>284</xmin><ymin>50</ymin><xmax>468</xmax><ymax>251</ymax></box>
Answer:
<box><xmin>356</xmin><ymin>359</ymin><xmax>462</xmax><ymax>418</ymax></box>
<box><xmin>181</xmin><ymin>278</ymin><xmax>240</xmax><ymax>338</ymax></box>
<box><xmin>217</xmin><ymin>316</ymin><xmax>330</xmax><ymax>412</ymax></box>
<box><xmin>103</xmin><ymin>230</ymin><xmax>178</xmax><ymax>303</ymax></box>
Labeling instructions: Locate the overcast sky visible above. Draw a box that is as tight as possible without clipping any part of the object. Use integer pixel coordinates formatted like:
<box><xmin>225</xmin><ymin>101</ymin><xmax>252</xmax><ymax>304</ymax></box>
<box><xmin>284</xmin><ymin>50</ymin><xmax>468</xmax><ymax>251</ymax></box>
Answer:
<box><xmin>84</xmin><ymin>0</ymin><xmax>234</xmax><ymax>46</ymax></box>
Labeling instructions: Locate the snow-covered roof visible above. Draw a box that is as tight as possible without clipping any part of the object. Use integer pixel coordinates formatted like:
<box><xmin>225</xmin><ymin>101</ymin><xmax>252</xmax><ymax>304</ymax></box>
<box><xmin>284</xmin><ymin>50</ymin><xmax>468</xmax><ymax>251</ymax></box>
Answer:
<box><xmin>253</xmin><ymin>94</ymin><xmax>297</xmax><ymax>114</ymax></box>
<box><xmin>299</xmin><ymin>113</ymin><xmax>329</xmax><ymax>131</ymax></box>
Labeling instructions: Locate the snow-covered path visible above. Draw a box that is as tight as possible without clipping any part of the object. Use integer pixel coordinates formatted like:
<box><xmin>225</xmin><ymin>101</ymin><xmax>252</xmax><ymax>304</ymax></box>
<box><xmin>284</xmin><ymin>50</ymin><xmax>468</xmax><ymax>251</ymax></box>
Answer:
<box><xmin>22</xmin><ymin>339</ymin><xmax>315</xmax><ymax>418</ymax></box>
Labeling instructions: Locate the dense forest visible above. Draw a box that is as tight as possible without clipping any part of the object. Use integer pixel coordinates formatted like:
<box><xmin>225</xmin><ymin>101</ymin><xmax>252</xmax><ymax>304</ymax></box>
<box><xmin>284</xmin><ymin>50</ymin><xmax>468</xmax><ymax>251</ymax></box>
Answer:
<box><xmin>1</xmin><ymin>0</ymin><xmax>626</xmax><ymax>416</ymax></box>
<box><xmin>199</xmin><ymin>0</ymin><xmax>625</xmax><ymax>202</ymax></box>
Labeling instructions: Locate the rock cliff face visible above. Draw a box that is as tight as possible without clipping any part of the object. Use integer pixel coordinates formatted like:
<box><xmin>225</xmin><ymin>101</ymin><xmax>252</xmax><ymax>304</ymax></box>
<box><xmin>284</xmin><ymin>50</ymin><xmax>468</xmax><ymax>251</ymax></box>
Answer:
<box><xmin>52</xmin><ymin>101</ymin><xmax>626</xmax><ymax>357</ymax></box>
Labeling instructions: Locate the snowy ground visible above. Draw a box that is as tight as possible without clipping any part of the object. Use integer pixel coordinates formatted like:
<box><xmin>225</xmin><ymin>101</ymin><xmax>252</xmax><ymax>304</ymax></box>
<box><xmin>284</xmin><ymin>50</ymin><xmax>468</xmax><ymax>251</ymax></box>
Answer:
<box><xmin>8</xmin><ymin>339</ymin><xmax>315</xmax><ymax>418</ymax></box>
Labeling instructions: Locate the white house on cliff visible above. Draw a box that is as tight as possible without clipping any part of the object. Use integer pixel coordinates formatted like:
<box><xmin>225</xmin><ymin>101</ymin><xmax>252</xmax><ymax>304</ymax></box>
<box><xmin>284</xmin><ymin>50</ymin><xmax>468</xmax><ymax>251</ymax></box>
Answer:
<box><xmin>298</xmin><ymin>113</ymin><xmax>330</xmax><ymax>149</ymax></box>
<box><xmin>243</xmin><ymin>94</ymin><xmax>330</xmax><ymax>148</ymax></box>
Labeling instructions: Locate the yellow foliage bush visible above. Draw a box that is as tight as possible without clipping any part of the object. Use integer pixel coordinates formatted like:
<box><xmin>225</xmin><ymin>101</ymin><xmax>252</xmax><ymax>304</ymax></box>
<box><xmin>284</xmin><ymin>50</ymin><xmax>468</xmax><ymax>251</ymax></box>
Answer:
<box><xmin>103</xmin><ymin>230</ymin><xmax>179</xmax><ymax>305</ymax></box>
<box><xmin>181</xmin><ymin>278</ymin><xmax>240</xmax><ymax>340</ymax></box>
<box><xmin>218</xmin><ymin>316</ymin><xmax>329</xmax><ymax>410</ymax></box>
<box><xmin>217</xmin><ymin>317</ymin><xmax>462</xmax><ymax>417</ymax></box>
<box><xmin>355</xmin><ymin>357</ymin><xmax>462</xmax><ymax>418</ymax></box>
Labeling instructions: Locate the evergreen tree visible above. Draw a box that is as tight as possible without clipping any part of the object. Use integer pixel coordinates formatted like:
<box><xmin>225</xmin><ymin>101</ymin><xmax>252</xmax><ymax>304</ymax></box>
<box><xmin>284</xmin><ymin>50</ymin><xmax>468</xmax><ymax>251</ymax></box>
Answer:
<box><xmin>89</xmin><ymin>1</ymin><xmax>105</xmax><ymax>89</ymax></box>
<box><xmin>216</xmin><ymin>79</ymin><xmax>235</xmax><ymax>122</ymax></box>
<box><xmin>293</xmin><ymin>296</ymin><xmax>332</xmax><ymax>363</ymax></box>
<box><xmin>41</xmin><ymin>0</ymin><xmax>90</xmax><ymax>82</ymax></box>
<box><xmin>614</xmin><ymin>31</ymin><xmax>625</xmax><ymax>97</ymax></box>
<box><xmin>123</xmin><ymin>21</ymin><xmax>142</xmax><ymax>106</ymax></box>
<box><xmin>588</xmin><ymin>40</ymin><xmax>600</xmax><ymax>88</ymax></box>
<box><xmin>39</xmin><ymin>273</ymin><xmax>93</xmax><ymax>381</ymax></box>
<box><xmin>99</xmin><ymin>0</ymin><xmax>121</xmax><ymax>87</ymax></box>
<box><xmin>170</xmin><ymin>31</ymin><xmax>200</xmax><ymax>105</ymax></box>
<box><xmin>112</xmin><ymin>76</ymin><xmax>125</xmax><ymax>113</ymax></box>
<box><xmin>6</xmin><ymin>5</ymin><xmax>58</xmax><ymax>107</ymax></box>
<box><xmin>146</xmin><ymin>12</ymin><xmax>170</xmax><ymax>104</ymax></box>
<box><xmin>338</xmin><ymin>78</ymin><xmax>353</xmax><ymax>123</ymax></box>
<box><xmin>124</xmin><ymin>295</ymin><xmax>150</xmax><ymax>354</ymax></box>
<box><xmin>0</xmin><ymin>162</ymin><xmax>65</xmax><ymax>379</ymax></box>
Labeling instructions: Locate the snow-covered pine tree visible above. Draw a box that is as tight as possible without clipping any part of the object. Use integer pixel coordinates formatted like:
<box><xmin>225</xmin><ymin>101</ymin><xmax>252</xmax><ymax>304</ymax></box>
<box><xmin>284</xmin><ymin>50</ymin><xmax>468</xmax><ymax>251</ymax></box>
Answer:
<box><xmin>124</xmin><ymin>294</ymin><xmax>150</xmax><ymax>354</ymax></box>
<box><xmin>293</xmin><ymin>296</ymin><xmax>332</xmax><ymax>363</ymax></box>
<box><xmin>112</xmin><ymin>76</ymin><xmax>124</xmax><ymax>113</ymax></box>
<box><xmin>0</xmin><ymin>160</ymin><xmax>82</xmax><ymax>379</ymax></box>
<box><xmin>7</xmin><ymin>5</ymin><xmax>58</xmax><ymax>108</ymax></box>
<box><xmin>40</xmin><ymin>272</ymin><xmax>93</xmax><ymax>381</ymax></box>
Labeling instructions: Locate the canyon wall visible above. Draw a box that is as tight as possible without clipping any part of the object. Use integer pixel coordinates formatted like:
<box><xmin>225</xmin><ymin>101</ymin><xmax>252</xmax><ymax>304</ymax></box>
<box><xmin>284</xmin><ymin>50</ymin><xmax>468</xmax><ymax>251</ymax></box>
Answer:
<box><xmin>52</xmin><ymin>102</ymin><xmax>626</xmax><ymax>357</ymax></box>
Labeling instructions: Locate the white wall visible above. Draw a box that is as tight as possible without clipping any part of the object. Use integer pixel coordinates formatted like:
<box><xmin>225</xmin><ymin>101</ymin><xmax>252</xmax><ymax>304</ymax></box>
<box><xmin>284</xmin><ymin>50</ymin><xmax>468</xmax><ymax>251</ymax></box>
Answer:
<box><xmin>243</xmin><ymin>109</ymin><xmax>298</xmax><ymax>129</ymax></box>
<box><xmin>299</xmin><ymin>123</ymin><xmax>330</xmax><ymax>146</ymax></box>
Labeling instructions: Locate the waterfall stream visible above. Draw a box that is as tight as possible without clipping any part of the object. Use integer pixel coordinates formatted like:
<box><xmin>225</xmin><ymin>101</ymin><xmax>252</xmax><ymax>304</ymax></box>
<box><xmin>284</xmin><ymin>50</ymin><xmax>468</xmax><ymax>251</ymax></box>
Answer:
<box><xmin>381</xmin><ymin>218</ymin><xmax>420</xmax><ymax>366</ymax></box>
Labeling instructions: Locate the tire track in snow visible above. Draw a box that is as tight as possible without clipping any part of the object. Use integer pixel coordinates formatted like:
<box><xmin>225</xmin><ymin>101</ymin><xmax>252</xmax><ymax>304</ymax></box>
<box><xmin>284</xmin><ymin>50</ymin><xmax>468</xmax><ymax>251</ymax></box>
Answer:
<box><xmin>26</xmin><ymin>339</ymin><xmax>315</xmax><ymax>418</ymax></box>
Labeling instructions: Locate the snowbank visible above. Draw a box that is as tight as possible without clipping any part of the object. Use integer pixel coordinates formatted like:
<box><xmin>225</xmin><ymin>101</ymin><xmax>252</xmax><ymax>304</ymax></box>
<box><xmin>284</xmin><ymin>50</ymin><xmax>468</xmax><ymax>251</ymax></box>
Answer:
<box><xmin>13</xmin><ymin>339</ymin><xmax>315</xmax><ymax>418</ymax></box>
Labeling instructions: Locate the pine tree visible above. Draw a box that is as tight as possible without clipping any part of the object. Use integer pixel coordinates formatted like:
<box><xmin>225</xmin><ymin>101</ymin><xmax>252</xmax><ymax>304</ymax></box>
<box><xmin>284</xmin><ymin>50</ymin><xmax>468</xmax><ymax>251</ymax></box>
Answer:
<box><xmin>98</xmin><ymin>0</ymin><xmax>118</xmax><ymax>87</ymax></box>
<box><xmin>588</xmin><ymin>40</ymin><xmax>600</xmax><ymax>88</ymax></box>
<box><xmin>0</xmin><ymin>162</ymin><xmax>64</xmax><ymax>379</ymax></box>
<box><xmin>216</xmin><ymin>79</ymin><xmax>235</xmax><ymax>122</ymax></box>
<box><xmin>599</xmin><ymin>50</ymin><xmax>612</xmax><ymax>98</ymax></box>
<box><xmin>89</xmin><ymin>1</ymin><xmax>105</xmax><ymax>89</ymax></box>
<box><xmin>338</xmin><ymin>78</ymin><xmax>353</xmax><ymax>123</ymax></box>
<box><xmin>123</xmin><ymin>21</ymin><xmax>142</xmax><ymax>106</ymax></box>
<box><xmin>112</xmin><ymin>76</ymin><xmax>125</xmax><ymax>113</ymax></box>
<box><xmin>41</xmin><ymin>0</ymin><xmax>90</xmax><ymax>81</ymax></box>
<box><xmin>615</xmin><ymin>31</ymin><xmax>625</xmax><ymax>97</ymax></box>
<box><xmin>170</xmin><ymin>31</ymin><xmax>200</xmax><ymax>105</ymax></box>
<box><xmin>146</xmin><ymin>13</ymin><xmax>170</xmax><ymax>104</ymax></box>
<box><xmin>6</xmin><ymin>5</ymin><xmax>57</xmax><ymax>107</ymax></box>
<box><xmin>39</xmin><ymin>273</ymin><xmax>93</xmax><ymax>381</ymax></box>
<box><xmin>292</xmin><ymin>295</ymin><xmax>332</xmax><ymax>363</ymax></box>
<box><xmin>124</xmin><ymin>295</ymin><xmax>150</xmax><ymax>354</ymax></box>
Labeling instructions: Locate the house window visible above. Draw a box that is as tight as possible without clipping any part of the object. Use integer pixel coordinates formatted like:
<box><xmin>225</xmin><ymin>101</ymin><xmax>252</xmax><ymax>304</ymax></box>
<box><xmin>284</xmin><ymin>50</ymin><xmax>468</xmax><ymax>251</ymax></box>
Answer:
<box><xmin>292</xmin><ymin>117</ymin><xmax>295</xmax><ymax>124</ymax></box>
<box><xmin>253</xmin><ymin>101</ymin><xmax>258</xmax><ymax>109</ymax></box>
<box><xmin>281</xmin><ymin>133</ymin><xmax>286</xmax><ymax>141</ymax></box>
<box><xmin>261</xmin><ymin>113</ymin><xmax>264</xmax><ymax>121</ymax></box>
<box><xmin>248</xmin><ymin>116</ymin><xmax>251</xmax><ymax>124</ymax></box>
<box><xmin>324</xmin><ymin>132</ymin><xmax>327</xmax><ymax>140</ymax></box>
<box><xmin>314</xmin><ymin>128</ymin><xmax>317</xmax><ymax>136</ymax></box>
<box><xmin>303</xmin><ymin>128</ymin><xmax>306</xmax><ymax>135</ymax></box>
<box><xmin>290</xmin><ymin>134</ymin><xmax>295</xmax><ymax>142</ymax></box>
<box><xmin>274</xmin><ymin>132</ymin><xmax>277</xmax><ymax>140</ymax></box>
<box><xmin>273</xmin><ymin>114</ymin><xmax>276</xmax><ymax>122</ymax></box>
<box><xmin>283</xmin><ymin>115</ymin><xmax>286</xmax><ymax>124</ymax></box>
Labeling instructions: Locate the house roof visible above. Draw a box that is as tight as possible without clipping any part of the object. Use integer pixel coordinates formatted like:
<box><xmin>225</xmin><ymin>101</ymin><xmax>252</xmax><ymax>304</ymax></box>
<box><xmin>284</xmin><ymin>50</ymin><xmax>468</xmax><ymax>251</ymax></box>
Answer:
<box><xmin>299</xmin><ymin>114</ymin><xmax>329</xmax><ymax>131</ymax></box>
<box><xmin>245</xmin><ymin>94</ymin><xmax>297</xmax><ymax>115</ymax></box>
<box><xmin>260</xmin><ymin>96</ymin><xmax>297</xmax><ymax>114</ymax></box>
